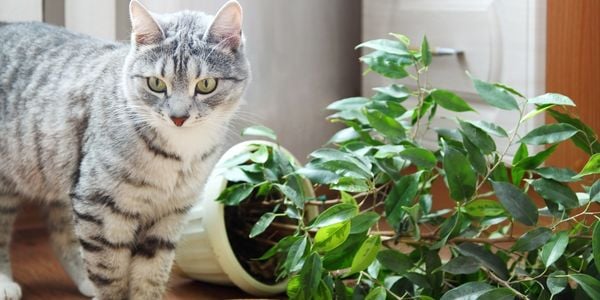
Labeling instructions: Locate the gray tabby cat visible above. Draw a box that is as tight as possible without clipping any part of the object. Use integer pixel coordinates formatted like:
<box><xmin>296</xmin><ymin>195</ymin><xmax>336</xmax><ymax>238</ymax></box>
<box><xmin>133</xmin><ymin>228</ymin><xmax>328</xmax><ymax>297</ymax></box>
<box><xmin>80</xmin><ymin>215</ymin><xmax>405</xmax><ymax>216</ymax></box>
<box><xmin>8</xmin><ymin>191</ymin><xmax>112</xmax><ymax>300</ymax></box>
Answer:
<box><xmin>0</xmin><ymin>0</ymin><xmax>249</xmax><ymax>299</ymax></box>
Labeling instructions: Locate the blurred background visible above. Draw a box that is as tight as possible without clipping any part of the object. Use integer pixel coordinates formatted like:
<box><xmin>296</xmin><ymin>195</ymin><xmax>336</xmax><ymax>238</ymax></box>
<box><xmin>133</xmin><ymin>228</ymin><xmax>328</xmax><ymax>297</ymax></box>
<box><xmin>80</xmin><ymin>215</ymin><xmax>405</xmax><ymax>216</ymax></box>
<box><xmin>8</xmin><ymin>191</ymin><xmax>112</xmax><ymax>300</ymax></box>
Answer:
<box><xmin>0</xmin><ymin>0</ymin><xmax>597</xmax><ymax>168</ymax></box>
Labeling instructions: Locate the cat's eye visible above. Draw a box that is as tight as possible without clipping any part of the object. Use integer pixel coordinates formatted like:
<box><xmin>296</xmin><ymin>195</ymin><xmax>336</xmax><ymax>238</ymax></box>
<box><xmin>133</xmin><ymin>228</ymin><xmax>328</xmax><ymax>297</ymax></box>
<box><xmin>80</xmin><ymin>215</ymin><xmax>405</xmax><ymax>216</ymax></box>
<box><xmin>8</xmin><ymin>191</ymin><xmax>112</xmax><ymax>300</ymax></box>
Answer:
<box><xmin>147</xmin><ymin>77</ymin><xmax>167</xmax><ymax>93</ymax></box>
<box><xmin>195</xmin><ymin>78</ymin><xmax>218</xmax><ymax>94</ymax></box>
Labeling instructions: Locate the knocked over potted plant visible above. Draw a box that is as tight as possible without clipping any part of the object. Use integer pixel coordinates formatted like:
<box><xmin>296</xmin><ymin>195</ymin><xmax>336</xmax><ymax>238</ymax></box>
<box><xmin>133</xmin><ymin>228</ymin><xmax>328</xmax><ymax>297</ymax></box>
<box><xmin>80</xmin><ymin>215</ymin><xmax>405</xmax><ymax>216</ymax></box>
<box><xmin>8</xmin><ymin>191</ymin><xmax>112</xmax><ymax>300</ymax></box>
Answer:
<box><xmin>175</xmin><ymin>135</ymin><xmax>318</xmax><ymax>296</ymax></box>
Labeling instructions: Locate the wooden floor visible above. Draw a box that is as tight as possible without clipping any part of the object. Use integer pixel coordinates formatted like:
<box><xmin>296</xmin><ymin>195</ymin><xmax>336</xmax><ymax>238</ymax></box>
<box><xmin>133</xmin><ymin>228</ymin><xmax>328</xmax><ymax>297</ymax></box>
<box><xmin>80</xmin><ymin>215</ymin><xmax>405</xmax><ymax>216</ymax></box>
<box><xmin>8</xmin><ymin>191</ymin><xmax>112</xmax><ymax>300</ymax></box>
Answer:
<box><xmin>10</xmin><ymin>226</ymin><xmax>259</xmax><ymax>300</ymax></box>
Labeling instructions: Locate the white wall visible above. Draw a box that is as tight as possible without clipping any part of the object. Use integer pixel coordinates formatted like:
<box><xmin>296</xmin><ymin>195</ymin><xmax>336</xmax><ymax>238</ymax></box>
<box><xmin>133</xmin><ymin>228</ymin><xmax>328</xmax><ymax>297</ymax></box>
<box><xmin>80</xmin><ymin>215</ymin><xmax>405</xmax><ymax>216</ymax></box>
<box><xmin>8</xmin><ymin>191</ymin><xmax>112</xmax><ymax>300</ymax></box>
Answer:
<box><xmin>0</xmin><ymin>0</ymin><xmax>42</xmax><ymax>22</ymax></box>
<box><xmin>65</xmin><ymin>0</ymin><xmax>116</xmax><ymax>40</ymax></box>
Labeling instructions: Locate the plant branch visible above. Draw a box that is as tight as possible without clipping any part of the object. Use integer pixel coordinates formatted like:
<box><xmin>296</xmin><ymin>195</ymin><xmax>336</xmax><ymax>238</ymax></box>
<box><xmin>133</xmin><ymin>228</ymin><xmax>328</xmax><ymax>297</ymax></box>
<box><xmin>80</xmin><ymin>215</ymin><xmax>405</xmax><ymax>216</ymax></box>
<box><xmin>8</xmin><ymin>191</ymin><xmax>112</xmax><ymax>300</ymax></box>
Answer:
<box><xmin>475</xmin><ymin>104</ymin><xmax>526</xmax><ymax>192</ymax></box>
<box><xmin>486</xmin><ymin>269</ymin><xmax>528</xmax><ymax>300</ymax></box>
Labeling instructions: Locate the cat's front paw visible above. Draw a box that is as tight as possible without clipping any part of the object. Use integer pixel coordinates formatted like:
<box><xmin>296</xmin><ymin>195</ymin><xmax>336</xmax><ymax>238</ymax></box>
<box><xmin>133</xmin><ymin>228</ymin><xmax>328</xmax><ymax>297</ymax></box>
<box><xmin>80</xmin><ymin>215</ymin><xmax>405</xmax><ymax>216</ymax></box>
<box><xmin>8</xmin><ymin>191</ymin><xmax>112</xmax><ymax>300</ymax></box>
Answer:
<box><xmin>0</xmin><ymin>279</ymin><xmax>22</xmax><ymax>300</ymax></box>
<box><xmin>77</xmin><ymin>278</ymin><xmax>96</xmax><ymax>298</ymax></box>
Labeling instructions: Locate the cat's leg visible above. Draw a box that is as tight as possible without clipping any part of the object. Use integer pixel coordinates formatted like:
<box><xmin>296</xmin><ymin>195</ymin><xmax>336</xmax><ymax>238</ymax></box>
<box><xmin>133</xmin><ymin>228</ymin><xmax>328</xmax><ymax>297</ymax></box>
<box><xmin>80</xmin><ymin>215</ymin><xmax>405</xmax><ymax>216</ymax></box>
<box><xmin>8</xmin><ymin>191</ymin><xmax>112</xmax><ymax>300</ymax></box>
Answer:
<box><xmin>43</xmin><ymin>201</ymin><xmax>94</xmax><ymax>297</ymax></box>
<box><xmin>72</xmin><ymin>191</ymin><xmax>139</xmax><ymax>300</ymax></box>
<box><xmin>129</xmin><ymin>213</ymin><xmax>187</xmax><ymax>300</ymax></box>
<box><xmin>0</xmin><ymin>195</ymin><xmax>22</xmax><ymax>300</ymax></box>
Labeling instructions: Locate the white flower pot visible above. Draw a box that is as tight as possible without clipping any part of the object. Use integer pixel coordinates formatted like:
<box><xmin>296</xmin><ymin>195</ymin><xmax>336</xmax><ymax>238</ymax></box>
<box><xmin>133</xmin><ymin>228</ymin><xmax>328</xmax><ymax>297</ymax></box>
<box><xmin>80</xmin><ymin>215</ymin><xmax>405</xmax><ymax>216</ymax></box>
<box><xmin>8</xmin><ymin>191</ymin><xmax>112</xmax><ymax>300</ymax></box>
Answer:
<box><xmin>175</xmin><ymin>140</ymin><xmax>315</xmax><ymax>296</ymax></box>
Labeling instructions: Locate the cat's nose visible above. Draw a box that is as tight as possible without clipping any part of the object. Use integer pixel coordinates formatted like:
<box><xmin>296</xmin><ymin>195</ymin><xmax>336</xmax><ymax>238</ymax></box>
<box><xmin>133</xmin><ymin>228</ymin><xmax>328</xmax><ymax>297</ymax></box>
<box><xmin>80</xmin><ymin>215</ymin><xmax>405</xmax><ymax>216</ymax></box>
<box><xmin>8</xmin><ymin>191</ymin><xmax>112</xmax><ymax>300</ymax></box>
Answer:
<box><xmin>170</xmin><ymin>115</ymin><xmax>189</xmax><ymax>127</ymax></box>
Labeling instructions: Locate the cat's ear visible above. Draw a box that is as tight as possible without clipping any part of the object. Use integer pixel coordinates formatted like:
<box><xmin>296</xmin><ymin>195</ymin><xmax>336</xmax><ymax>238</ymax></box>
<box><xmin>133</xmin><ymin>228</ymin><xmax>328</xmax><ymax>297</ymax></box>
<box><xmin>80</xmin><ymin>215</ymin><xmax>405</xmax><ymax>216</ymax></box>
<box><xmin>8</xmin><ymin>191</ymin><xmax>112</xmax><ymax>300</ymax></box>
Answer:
<box><xmin>129</xmin><ymin>0</ymin><xmax>164</xmax><ymax>46</ymax></box>
<box><xmin>204</xmin><ymin>0</ymin><xmax>243</xmax><ymax>50</ymax></box>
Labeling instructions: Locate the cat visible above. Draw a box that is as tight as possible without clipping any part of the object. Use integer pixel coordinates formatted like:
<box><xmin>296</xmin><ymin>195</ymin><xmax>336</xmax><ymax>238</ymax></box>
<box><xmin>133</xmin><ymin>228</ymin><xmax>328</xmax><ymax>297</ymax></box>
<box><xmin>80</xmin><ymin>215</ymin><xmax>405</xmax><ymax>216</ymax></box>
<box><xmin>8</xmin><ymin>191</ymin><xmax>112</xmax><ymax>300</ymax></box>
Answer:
<box><xmin>0</xmin><ymin>0</ymin><xmax>249</xmax><ymax>299</ymax></box>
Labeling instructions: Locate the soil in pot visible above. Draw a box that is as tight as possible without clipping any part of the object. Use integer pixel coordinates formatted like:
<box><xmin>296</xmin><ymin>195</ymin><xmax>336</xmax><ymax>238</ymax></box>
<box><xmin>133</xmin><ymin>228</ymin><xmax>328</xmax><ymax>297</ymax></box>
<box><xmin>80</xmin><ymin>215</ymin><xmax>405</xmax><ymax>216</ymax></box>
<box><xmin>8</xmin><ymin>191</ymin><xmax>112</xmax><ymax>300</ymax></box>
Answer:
<box><xmin>223</xmin><ymin>188</ymin><xmax>296</xmax><ymax>285</ymax></box>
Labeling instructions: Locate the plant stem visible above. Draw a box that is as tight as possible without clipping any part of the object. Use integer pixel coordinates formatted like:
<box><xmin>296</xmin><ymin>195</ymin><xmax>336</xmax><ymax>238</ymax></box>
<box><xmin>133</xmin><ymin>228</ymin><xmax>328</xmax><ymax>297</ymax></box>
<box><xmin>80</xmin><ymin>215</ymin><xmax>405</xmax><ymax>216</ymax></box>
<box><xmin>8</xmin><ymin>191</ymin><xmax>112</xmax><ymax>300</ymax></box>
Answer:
<box><xmin>475</xmin><ymin>104</ymin><xmax>526</xmax><ymax>192</ymax></box>
<box><xmin>486</xmin><ymin>269</ymin><xmax>529</xmax><ymax>300</ymax></box>
<box><xmin>411</xmin><ymin>63</ymin><xmax>424</xmax><ymax>140</ymax></box>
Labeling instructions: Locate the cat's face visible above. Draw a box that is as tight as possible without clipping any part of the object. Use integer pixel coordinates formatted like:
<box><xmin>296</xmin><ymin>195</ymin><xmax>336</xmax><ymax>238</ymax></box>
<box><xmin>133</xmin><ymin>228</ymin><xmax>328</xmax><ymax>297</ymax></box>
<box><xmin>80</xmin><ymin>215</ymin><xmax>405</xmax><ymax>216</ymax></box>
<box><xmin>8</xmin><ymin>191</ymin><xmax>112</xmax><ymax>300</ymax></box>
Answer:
<box><xmin>124</xmin><ymin>1</ymin><xmax>249</xmax><ymax>130</ymax></box>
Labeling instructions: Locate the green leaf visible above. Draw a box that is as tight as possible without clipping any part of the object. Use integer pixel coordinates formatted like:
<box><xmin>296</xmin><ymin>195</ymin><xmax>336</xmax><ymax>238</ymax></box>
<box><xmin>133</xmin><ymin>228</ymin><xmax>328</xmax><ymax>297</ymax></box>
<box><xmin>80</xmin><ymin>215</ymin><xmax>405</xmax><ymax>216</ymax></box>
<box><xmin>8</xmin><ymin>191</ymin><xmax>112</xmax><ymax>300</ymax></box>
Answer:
<box><xmin>390</xmin><ymin>33</ymin><xmax>410</xmax><ymax>45</ymax></box>
<box><xmin>310</xmin><ymin>203</ymin><xmax>358</xmax><ymax>228</ymax></box>
<box><xmin>296</xmin><ymin>166</ymin><xmax>340</xmax><ymax>185</ymax></box>
<box><xmin>286</xmin><ymin>237</ymin><xmax>308</xmax><ymax>272</ymax></box>
<box><xmin>328</xmin><ymin>127</ymin><xmax>360</xmax><ymax>144</ymax></box>
<box><xmin>249</xmin><ymin>213</ymin><xmax>277</xmax><ymax>238</ymax></box>
<box><xmin>477</xmin><ymin>288</ymin><xmax>515</xmax><ymax>300</ymax></box>
<box><xmin>356</xmin><ymin>39</ymin><xmax>410</xmax><ymax>56</ymax></box>
<box><xmin>323</xmin><ymin>233</ymin><xmax>367</xmax><ymax>270</ymax></box>
<box><xmin>365</xmin><ymin>287</ymin><xmax>386</xmax><ymax>300</ymax></box>
<box><xmin>511</xmin><ymin>144</ymin><xmax>529</xmax><ymax>185</ymax></box>
<box><xmin>350</xmin><ymin>212</ymin><xmax>380</xmax><ymax>234</ymax></box>
<box><xmin>441</xmin><ymin>282</ymin><xmax>493</xmax><ymax>300</ymax></box>
<box><xmin>466</xmin><ymin>120</ymin><xmax>509</xmax><ymax>137</ymax></box>
<box><xmin>520</xmin><ymin>123</ymin><xmax>579</xmax><ymax>145</ymax></box>
<box><xmin>377</xmin><ymin>249</ymin><xmax>413</xmax><ymax>275</ymax></box>
<box><xmin>494</xmin><ymin>83</ymin><xmax>525</xmax><ymax>98</ymax></box>
<box><xmin>315</xmin><ymin>221</ymin><xmax>351</xmax><ymax>252</ymax></box>
<box><xmin>441</xmin><ymin>256</ymin><xmax>480</xmax><ymax>275</ymax></box>
<box><xmin>593</xmin><ymin>222</ymin><xmax>600</xmax><ymax>273</ymax></box>
<box><xmin>472</xmin><ymin>78</ymin><xmax>520</xmax><ymax>110</ymax></box>
<box><xmin>511</xmin><ymin>227</ymin><xmax>552</xmax><ymax>252</ymax></box>
<box><xmin>569</xmin><ymin>274</ymin><xmax>600</xmax><ymax>299</ymax></box>
<box><xmin>349</xmin><ymin>235</ymin><xmax>381</xmax><ymax>274</ymax></box>
<box><xmin>491</xmin><ymin>181</ymin><xmax>538</xmax><ymax>226</ymax></box>
<box><xmin>548</xmin><ymin>109</ymin><xmax>600</xmax><ymax>155</ymax></box>
<box><xmin>300</xmin><ymin>253</ymin><xmax>322</xmax><ymax>299</ymax></box>
<box><xmin>591</xmin><ymin>180</ymin><xmax>600</xmax><ymax>202</ymax></box>
<box><xmin>374</xmin><ymin>145</ymin><xmax>405</xmax><ymax>158</ymax></box>
<box><xmin>310</xmin><ymin>148</ymin><xmax>372</xmax><ymax>178</ymax></box>
<box><xmin>444</xmin><ymin>147</ymin><xmax>477</xmax><ymax>201</ymax></box>
<box><xmin>533</xmin><ymin>167</ymin><xmax>578</xmax><ymax>182</ymax></box>
<box><xmin>528</xmin><ymin>93</ymin><xmax>575</xmax><ymax>106</ymax></box>
<box><xmin>398</xmin><ymin>148</ymin><xmax>437</xmax><ymax>169</ymax></box>
<box><xmin>360</xmin><ymin>51</ymin><xmax>410</xmax><ymax>79</ymax></box>
<box><xmin>522</xmin><ymin>104</ymin><xmax>555</xmax><ymax>123</ymax></box>
<box><xmin>340</xmin><ymin>191</ymin><xmax>357</xmax><ymax>205</ymax></box>
<box><xmin>315</xmin><ymin>280</ymin><xmax>333</xmax><ymax>300</ymax></box>
<box><xmin>327</xmin><ymin>97</ymin><xmax>370</xmax><ymax>111</ymax></box>
<box><xmin>531</xmin><ymin>178</ymin><xmax>579</xmax><ymax>209</ymax></box>
<box><xmin>541</xmin><ymin>231</ymin><xmax>569</xmax><ymax>267</ymax></box>
<box><xmin>274</xmin><ymin>183</ymin><xmax>304</xmax><ymax>209</ymax></box>
<box><xmin>216</xmin><ymin>183</ymin><xmax>254</xmax><ymax>206</ymax></box>
<box><xmin>331</xmin><ymin>177</ymin><xmax>370</xmax><ymax>193</ymax></box>
<box><xmin>373</xmin><ymin>84</ymin><xmax>411</xmax><ymax>99</ymax></box>
<box><xmin>460</xmin><ymin>120</ymin><xmax>496</xmax><ymax>154</ymax></box>
<box><xmin>241</xmin><ymin>125</ymin><xmax>277</xmax><ymax>141</ymax></box>
<box><xmin>490</xmin><ymin>162</ymin><xmax>510</xmax><ymax>183</ymax></box>
<box><xmin>430</xmin><ymin>89</ymin><xmax>475</xmax><ymax>112</ymax></box>
<box><xmin>257</xmin><ymin>235</ymin><xmax>301</xmax><ymax>260</ymax></box>
<box><xmin>512</xmin><ymin>144</ymin><xmax>558</xmax><ymax>179</ymax></box>
<box><xmin>548</xmin><ymin>271</ymin><xmax>567</xmax><ymax>295</ymax></box>
<box><xmin>287</xmin><ymin>275</ymin><xmax>303</xmax><ymax>300</ymax></box>
<box><xmin>463</xmin><ymin>137</ymin><xmax>487</xmax><ymax>175</ymax></box>
<box><xmin>365</xmin><ymin>109</ymin><xmax>406</xmax><ymax>142</ymax></box>
<box><xmin>249</xmin><ymin>145</ymin><xmax>269</xmax><ymax>163</ymax></box>
<box><xmin>577</xmin><ymin>153</ymin><xmax>600</xmax><ymax>177</ymax></box>
<box><xmin>463</xmin><ymin>199</ymin><xmax>505</xmax><ymax>217</ymax></box>
<box><xmin>421</xmin><ymin>36</ymin><xmax>432</xmax><ymax>66</ymax></box>
<box><xmin>385</xmin><ymin>173</ymin><xmax>421</xmax><ymax>228</ymax></box>
<box><xmin>457</xmin><ymin>243</ymin><xmax>509</xmax><ymax>280</ymax></box>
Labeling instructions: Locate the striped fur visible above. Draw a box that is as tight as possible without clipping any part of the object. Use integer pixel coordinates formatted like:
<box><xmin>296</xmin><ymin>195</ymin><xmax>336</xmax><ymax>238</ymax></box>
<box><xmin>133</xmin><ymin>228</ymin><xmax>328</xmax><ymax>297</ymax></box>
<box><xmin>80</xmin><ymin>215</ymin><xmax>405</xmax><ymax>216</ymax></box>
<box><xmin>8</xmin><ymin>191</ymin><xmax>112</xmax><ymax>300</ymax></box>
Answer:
<box><xmin>0</xmin><ymin>1</ymin><xmax>248</xmax><ymax>299</ymax></box>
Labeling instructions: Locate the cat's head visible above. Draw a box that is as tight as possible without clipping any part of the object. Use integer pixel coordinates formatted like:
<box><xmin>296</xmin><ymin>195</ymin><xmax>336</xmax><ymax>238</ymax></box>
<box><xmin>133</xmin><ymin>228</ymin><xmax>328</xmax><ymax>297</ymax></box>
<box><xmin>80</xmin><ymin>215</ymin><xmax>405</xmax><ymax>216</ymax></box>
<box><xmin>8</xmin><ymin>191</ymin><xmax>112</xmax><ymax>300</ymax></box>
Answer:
<box><xmin>123</xmin><ymin>0</ymin><xmax>249</xmax><ymax>131</ymax></box>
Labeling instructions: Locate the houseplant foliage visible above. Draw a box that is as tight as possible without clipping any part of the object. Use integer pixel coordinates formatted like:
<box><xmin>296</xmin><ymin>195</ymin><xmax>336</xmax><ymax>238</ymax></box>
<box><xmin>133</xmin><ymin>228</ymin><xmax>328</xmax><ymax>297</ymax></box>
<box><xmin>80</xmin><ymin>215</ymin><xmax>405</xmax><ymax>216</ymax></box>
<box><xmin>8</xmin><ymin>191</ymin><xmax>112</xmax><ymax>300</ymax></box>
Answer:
<box><xmin>217</xmin><ymin>34</ymin><xmax>600</xmax><ymax>299</ymax></box>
